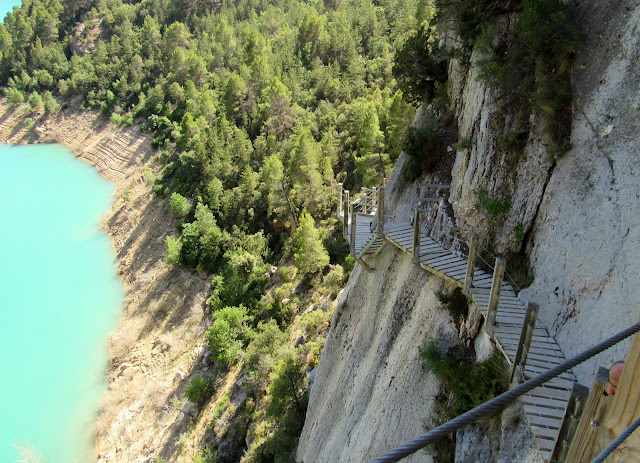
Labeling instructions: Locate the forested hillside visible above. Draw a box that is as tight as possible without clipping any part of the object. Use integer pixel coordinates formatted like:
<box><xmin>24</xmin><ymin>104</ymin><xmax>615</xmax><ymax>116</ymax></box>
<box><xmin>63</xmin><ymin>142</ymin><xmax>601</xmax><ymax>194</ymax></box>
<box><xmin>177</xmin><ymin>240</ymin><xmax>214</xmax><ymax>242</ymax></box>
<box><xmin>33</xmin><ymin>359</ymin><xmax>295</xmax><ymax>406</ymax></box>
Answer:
<box><xmin>0</xmin><ymin>0</ymin><xmax>430</xmax><ymax>461</ymax></box>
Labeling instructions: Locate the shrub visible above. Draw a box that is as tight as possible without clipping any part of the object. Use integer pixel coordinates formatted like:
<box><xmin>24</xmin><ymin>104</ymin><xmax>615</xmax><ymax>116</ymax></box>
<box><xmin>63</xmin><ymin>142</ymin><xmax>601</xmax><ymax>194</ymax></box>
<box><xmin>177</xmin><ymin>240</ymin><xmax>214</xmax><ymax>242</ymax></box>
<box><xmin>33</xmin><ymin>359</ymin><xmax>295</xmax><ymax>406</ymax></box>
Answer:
<box><xmin>420</xmin><ymin>339</ymin><xmax>507</xmax><ymax>416</ymax></box>
<box><xmin>299</xmin><ymin>309</ymin><xmax>332</xmax><ymax>340</ymax></box>
<box><xmin>164</xmin><ymin>235</ymin><xmax>182</xmax><ymax>265</ymax></box>
<box><xmin>205</xmin><ymin>305</ymin><xmax>251</xmax><ymax>366</ymax></box>
<box><xmin>28</xmin><ymin>92</ymin><xmax>43</xmax><ymax>112</ymax></box>
<box><xmin>244</xmin><ymin>320</ymin><xmax>289</xmax><ymax>392</ymax></box>
<box><xmin>278</xmin><ymin>265</ymin><xmax>298</xmax><ymax>282</ymax></box>
<box><xmin>474</xmin><ymin>189</ymin><xmax>511</xmax><ymax>216</ymax></box>
<box><xmin>322</xmin><ymin>264</ymin><xmax>344</xmax><ymax>291</ymax></box>
<box><xmin>435</xmin><ymin>288</ymin><xmax>468</xmax><ymax>320</ymax></box>
<box><xmin>402</xmin><ymin>126</ymin><xmax>444</xmax><ymax>179</ymax></box>
<box><xmin>184</xmin><ymin>376</ymin><xmax>214</xmax><ymax>406</ymax></box>
<box><xmin>6</xmin><ymin>87</ymin><xmax>24</xmax><ymax>106</ymax></box>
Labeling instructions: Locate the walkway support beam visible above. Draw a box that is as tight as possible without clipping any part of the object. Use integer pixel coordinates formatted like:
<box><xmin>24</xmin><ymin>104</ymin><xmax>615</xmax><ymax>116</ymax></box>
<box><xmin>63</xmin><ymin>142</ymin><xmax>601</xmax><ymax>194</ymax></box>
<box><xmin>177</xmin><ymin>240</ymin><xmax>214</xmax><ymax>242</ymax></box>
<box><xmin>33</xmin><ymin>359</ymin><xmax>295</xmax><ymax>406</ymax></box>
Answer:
<box><xmin>412</xmin><ymin>209</ymin><xmax>421</xmax><ymax>261</ymax></box>
<box><xmin>377</xmin><ymin>186</ymin><xmax>385</xmax><ymax>238</ymax></box>
<box><xmin>485</xmin><ymin>257</ymin><xmax>506</xmax><ymax>335</ymax></box>
<box><xmin>463</xmin><ymin>233</ymin><xmax>479</xmax><ymax>296</ymax></box>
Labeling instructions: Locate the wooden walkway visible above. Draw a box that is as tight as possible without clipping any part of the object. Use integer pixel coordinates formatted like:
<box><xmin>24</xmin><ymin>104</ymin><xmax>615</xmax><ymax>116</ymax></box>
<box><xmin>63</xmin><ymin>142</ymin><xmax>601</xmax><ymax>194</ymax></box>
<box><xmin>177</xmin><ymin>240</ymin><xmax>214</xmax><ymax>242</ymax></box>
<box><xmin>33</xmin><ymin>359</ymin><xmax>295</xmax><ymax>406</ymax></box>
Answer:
<box><xmin>353</xmin><ymin>218</ymin><xmax>576</xmax><ymax>462</ymax></box>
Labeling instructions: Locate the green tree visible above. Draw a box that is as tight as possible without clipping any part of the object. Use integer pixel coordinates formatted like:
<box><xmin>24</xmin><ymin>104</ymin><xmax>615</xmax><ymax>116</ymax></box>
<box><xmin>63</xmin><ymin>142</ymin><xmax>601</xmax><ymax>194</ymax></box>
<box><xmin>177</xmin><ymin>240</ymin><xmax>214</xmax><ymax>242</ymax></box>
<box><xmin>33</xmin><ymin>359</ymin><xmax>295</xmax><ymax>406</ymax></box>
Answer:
<box><xmin>292</xmin><ymin>213</ymin><xmax>329</xmax><ymax>277</ymax></box>
<box><xmin>354</xmin><ymin>102</ymin><xmax>388</xmax><ymax>186</ymax></box>
<box><xmin>169</xmin><ymin>192</ymin><xmax>191</xmax><ymax>218</ymax></box>
<box><xmin>28</xmin><ymin>91</ymin><xmax>43</xmax><ymax>111</ymax></box>
<box><xmin>392</xmin><ymin>24</ymin><xmax>448</xmax><ymax>104</ymax></box>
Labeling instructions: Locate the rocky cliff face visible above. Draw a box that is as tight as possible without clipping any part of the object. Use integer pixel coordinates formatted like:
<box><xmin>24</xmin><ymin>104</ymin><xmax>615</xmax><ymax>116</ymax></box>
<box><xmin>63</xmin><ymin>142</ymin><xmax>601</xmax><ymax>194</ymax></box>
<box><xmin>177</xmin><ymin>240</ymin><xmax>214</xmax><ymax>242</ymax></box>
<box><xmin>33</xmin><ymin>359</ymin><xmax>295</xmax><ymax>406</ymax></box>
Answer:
<box><xmin>520</xmin><ymin>0</ymin><xmax>640</xmax><ymax>384</ymax></box>
<box><xmin>297</xmin><ymin>244</ymin><xmax>457</xmax><ymax>463</ymax></box>
<box><xmin>298</xmin><ymin>1</ymin><xmax>639</xmax><ymax>461</ymax></box>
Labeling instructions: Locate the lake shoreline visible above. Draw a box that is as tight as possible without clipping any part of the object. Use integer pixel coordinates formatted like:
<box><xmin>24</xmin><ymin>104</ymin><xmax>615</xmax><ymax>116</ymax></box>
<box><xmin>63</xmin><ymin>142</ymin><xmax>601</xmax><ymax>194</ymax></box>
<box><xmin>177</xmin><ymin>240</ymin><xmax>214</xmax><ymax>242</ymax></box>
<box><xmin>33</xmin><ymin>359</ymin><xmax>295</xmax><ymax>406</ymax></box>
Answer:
<box><xmin>0</xmin><ymin>101</ymin><xmax>211</xmax><ymax>462</ymax></box>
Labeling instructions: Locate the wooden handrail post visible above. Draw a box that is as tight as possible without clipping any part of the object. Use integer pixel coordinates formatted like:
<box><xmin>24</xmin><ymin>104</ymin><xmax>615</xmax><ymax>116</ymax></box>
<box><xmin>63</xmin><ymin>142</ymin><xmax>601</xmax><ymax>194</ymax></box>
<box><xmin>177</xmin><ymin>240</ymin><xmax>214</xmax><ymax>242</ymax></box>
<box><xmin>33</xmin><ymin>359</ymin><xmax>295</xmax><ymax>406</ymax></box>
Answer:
<box><xmin>463</xmin><ymin>233</ymin><xmax>479</xmax><ymax>296</ymax></box>
<box><xmin>377</xmin><ymin>186</ymin><xmax>385</xmax><ymax>238</ymax></box>
<box><xmin>551</xmin><ymin>382</ymin><xmax>590</xmax><ymax>463</ymax></box>
<box><xmin>350</xmin><ymin>211</ymin><xmax>357</xmax><ymax>256</ymax></box>
<box><xmin>564</xmin><ymin>368</ymin><xmax>612</xmax><ymax>463</ymax></box>
<box><xmin>412</xmin><ymin>209</ymin><xmax>422</xmax><ymax>261</ymax></box>
<box><xmin>343</xmin><ymin>190</ymin><xmax>349</xmax><ymax>240</ymax></box>
<box><xmin>510</xmin><ymin>302</ymin><xmax>539</xmax><ymax>385</ymax></box>
<box><xmin>485</xmin><ymin>257</ymin><xmax>505</xmax><ymax>336</ymax></box>
<box><xmin>337</xmin><ymin>183</ymin><xmax>343</xmax><ymax>220</ymax></box>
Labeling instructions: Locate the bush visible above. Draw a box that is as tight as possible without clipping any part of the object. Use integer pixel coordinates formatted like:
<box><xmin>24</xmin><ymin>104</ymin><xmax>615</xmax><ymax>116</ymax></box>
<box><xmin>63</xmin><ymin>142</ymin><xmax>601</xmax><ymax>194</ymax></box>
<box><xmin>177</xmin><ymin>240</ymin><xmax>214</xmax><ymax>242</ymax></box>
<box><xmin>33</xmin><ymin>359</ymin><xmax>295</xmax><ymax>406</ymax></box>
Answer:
<box><xmin>474</xmin><ymin>189</ymin><xmax>511</xmax><ymax>216</ymax></box>
<box><xmin>184</xmin><ymin>376</ymin><xmax>214</xmax><ymax>406</ymax></box>
<box><xmin>164</xmin><ymin>235</ymin><xmax>182</xmax><ymax>265</ymax></box>
<box><xmin>244</xmin><ymin>320</ymin><xmax>289</xmax><ymax>392</ymax></box>
<box><xmin>322</xmin><ymin>264</ymin><xmax>344</xmax><ymax>291</ymax></box>
<box><xmin>28</xmin><ymin>92</ymin><xmax>43</xmax><ymax>112</ymax></box>
<box><xmin>278</xmin><ymin>265</ymin><xmax>298</xmax><ymax>282</ymax></box>
<box><xmin>205</xmin><ymin>305</ymin><xmax>251</xmax><ymax>366</ymax></box>
<box><xmin>169</xmin><ymin>192</ymin><xmax>191</xmax><ymax>218</ymax></box>
<box><xmin>420</xmin><ymin>339</ymin><xmax>507</xmax><ymax>416</ymax></box>
<box><xmin>402</xmin><ymin>126</ymin><xmax>444</xmax><ymax>179</ymax></box>
<box><xmin>435</xmin><ymin>288</ymin><xmax>468</xmax><ymax>320</ymax></box>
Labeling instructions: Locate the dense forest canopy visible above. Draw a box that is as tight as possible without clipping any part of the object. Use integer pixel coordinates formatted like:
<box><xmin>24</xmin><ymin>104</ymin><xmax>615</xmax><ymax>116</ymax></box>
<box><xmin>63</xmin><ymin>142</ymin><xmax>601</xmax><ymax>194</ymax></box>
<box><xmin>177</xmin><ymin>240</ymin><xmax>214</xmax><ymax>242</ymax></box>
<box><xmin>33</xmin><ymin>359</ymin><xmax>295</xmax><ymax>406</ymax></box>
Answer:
<box><xmin>0</xmin><ymin>0</ymin><xmax>428</xmax><ymax>270</ymax></box>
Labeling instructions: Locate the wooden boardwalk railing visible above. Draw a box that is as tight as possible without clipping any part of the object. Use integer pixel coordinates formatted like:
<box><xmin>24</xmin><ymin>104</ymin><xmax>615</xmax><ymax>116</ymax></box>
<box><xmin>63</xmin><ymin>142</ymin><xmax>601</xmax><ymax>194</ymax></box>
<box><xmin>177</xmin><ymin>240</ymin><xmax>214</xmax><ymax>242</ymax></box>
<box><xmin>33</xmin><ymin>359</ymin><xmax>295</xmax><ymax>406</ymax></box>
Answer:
<box><xmin>337</xmin><ymin>183</ymin><xmax>580</xmax><ymax>462</ymax></box>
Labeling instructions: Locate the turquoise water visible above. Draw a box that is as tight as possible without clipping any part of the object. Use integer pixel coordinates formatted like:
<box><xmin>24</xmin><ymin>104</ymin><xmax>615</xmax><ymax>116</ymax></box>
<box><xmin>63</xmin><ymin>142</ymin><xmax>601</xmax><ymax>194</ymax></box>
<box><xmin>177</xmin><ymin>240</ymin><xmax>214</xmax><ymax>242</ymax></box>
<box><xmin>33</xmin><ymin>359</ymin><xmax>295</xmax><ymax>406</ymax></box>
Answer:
<box><xmin>0</xmin><ymin>143</ymin><xmax>123</xmax><ymax>462</ymax></box>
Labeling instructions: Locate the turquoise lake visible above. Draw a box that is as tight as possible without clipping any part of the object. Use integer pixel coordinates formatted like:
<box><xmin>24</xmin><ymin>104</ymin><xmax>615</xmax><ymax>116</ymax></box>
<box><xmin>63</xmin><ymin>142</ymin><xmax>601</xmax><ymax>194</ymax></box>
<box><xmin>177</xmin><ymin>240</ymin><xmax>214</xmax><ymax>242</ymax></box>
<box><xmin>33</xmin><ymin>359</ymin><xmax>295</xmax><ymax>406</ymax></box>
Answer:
<box><xmin>0</xmin><ymin>143</ymin><xmax>123</xmax><ymax>462</ymax></box>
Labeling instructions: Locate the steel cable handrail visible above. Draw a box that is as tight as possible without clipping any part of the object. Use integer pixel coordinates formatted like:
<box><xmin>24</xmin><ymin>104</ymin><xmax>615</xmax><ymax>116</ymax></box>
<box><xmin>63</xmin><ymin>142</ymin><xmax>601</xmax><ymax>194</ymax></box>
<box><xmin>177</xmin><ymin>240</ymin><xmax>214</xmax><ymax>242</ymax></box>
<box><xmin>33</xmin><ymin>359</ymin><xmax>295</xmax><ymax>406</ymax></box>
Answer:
<box><xmin>370</xmin><ymin>323</ymin><xmax>640</xmax><ymax>463</ymax></box>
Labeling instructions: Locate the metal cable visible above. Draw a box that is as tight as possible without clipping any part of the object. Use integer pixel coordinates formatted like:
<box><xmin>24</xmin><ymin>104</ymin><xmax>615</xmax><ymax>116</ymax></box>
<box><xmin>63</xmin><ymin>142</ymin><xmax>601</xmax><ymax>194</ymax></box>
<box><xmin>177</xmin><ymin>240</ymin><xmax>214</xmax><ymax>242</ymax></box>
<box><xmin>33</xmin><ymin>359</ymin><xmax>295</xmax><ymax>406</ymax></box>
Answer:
<box><xmin>370</xmin><ymin>323</ymin><xmax>640</xmax><ymax>463</ymax></box>
<box><xmin>591</xmin><ymin>416</ymin><xmax>640</xmax><ymax>463</ymax></box>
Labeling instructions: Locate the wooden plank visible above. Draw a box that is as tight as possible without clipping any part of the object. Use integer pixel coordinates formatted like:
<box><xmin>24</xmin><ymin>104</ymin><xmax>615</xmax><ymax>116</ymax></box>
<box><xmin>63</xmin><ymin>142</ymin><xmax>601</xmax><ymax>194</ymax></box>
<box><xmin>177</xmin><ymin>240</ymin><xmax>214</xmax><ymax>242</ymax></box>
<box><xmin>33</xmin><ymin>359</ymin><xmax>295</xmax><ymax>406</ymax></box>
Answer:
<box><xmin>527</xmin><ymin>385</ymin><xmax>573</xmax><ymax>402</ymax></box>
<box><xmin>523</xmin><ymin>365</ymin><xmax>574</xmax><ymax>384</ymax></box>
<box><xmin>522</xmin><ymin>394</ymin><xmax>569</xmax><ymax>411</ymax></box>
<box><xmin>433</xmin><ymin>260</ymin><xmax>468</xmax><ymax>273</ymax></box>
<box><xmin>523</xmin><ymin>402</ymin><xmax>566</xmax><ymax>419</ymax></box>
<box><xmin>532</xmin><ymin>425</ymin><xmax>560</xmax><ymax>441</ymax></box>
<box><xmin>427</xmin><ymin>255</ymin><xmax>464</xmax><ymax>268</ymax></box>
<box><xmin>527</xmin><ymin>414</ymin><xmax>562</xmax><ymax>430</ymax></box>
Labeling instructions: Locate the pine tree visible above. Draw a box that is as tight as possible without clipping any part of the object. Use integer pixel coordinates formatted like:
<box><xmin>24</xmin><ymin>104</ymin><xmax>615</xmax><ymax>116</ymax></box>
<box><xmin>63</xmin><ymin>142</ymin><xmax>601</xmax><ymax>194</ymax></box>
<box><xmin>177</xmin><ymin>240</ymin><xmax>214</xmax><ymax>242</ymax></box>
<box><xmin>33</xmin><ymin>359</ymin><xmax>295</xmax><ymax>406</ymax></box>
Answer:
<box><xmin>292</xmin><ymin>213</ymin><xmax>329</xmax><ymax>276</ymax></box>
